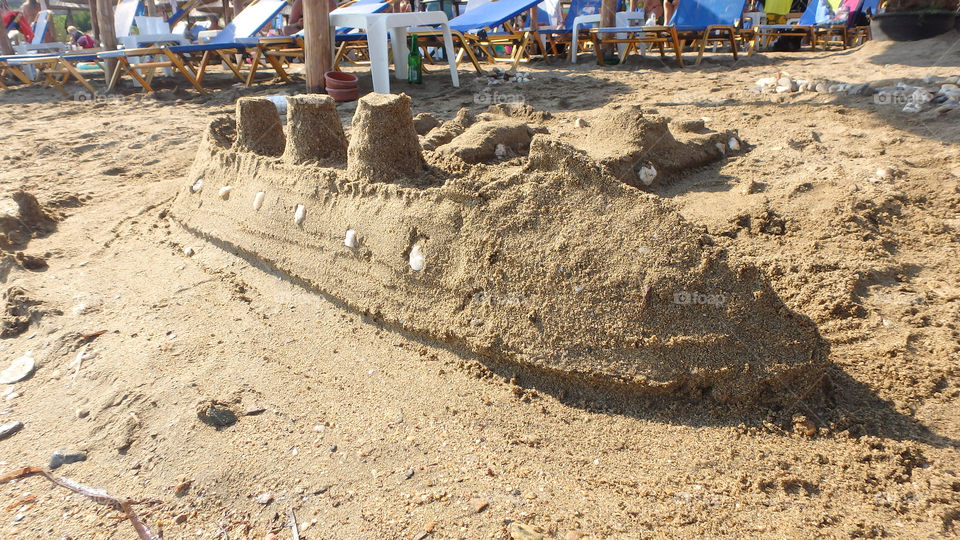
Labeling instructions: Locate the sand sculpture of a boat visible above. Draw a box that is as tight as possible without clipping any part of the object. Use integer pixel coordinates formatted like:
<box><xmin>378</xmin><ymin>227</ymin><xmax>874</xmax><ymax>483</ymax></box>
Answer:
<box><xmin>171</xmin><ymin>93</ymin><xmax>828</xmax><ymax>404</ymax></box>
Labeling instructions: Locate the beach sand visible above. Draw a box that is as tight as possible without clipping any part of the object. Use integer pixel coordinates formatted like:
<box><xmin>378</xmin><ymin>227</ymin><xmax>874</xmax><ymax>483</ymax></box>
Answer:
<box><xmin>0</xmin><ymin>34</ymin><xmax>957</xmax><ymax>538</ymax></box>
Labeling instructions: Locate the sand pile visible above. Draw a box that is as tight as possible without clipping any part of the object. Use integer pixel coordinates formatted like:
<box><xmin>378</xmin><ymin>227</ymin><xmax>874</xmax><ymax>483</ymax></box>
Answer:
<box><xmin>0</xmin><ymin>190</ymin><xmax>57</xmax><ymax>251</ymax></box>
<box><xmin>170</xmin><ymin>94</ymin><xmax>828</xmax><ymax>404</ymax></box>
<box><xmin>556</xmin><ymin>104</ymin><xmax>740</xmax><ymax>188</ymax></box>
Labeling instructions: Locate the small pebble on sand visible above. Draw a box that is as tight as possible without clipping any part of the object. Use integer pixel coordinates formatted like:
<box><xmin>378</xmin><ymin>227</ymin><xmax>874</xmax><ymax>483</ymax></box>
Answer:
<box><xmin>470</xmin><ymin>497</ymin><xmax>488</xmax><ymax>513</ymax></box>
<box><xmin>0</xmin><ymin>421</ymin><xmax>23</xmax><ymax>440</ymax></box>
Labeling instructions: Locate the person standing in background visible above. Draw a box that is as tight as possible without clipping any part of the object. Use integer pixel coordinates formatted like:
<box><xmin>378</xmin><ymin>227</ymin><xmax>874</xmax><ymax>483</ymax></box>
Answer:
<box><xmin>282</xmin><ymin>0</ymin><xmax>337</xmax><ymax>35</ymax></box>
<box><xmin>3</xmin><ymin>9</ymin><xmax>34</xmax><ymax>43</ymax></box>
<box><xmin>663</xmin><ymin>0</ymin><xmax>677</xmax><ymax>24</ymax></box>
<box><xmin>21</xmin><ymin>0</ymin><xmax>40</xmax><ymax>24</ymax></box>
<box><xmin>644</xmin><ymin>0</ymin><xmax>663</xmax><ymax>23</ymax></box>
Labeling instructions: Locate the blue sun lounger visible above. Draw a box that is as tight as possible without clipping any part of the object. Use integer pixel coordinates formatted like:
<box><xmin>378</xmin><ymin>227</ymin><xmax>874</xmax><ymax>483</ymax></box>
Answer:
<box><xmin>99</xmin><ymin>0</ymin><xmax>288</xmax><ymax>93</ymax></box>
<box><xmin>536</xmin><ymin>0</ymin><xmax>603</xmax><ymax>57</ymax></box>
<box><xmin>594</xmin><ymin>0</ymin><xmax>747</xmax><ymax>66</ymax></box>
<box><xmin>0</xmin><ymin>0</ymin><xmax>143</xmax><ymax>93</ymax></box>
<box><xmin>410</xmin><ymin>0</ymin><xmax>543</xmax><ymax>71</ymax></box>
<box><xmin>750</xmin><ymin>0</ymin><xmax>829</xmax><ymax>54</ymax></box>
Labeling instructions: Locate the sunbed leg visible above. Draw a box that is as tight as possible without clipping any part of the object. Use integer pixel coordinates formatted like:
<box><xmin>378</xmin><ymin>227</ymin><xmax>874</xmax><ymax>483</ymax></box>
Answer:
<box><xmin>197</xmin><ymin>51</ymin><xmax>212</xmax><ymax>85</ymax></box>
<box><xmin>669</xmin><ymin>28</ymin><xmax>684</xmax><ymax>68</ymax></box>
<box><xmin>455</xmin><ymin>32</ymin><xmax>484</xmax><ymax>74</ymax></box>
<box><xmin>107</xmin><ymin>59</ymin><xmax>125</xmax><ymax>92</ymax></box>
<box><xmin>45</xmin><ymin>70</ymin><xmax>69</xmax><ymax>96</ymax></box>
<box><xmin>510</xmin><ymin>32</ymin><xmax>530</xmax><ymax>71</ymax></box>
<box><xmin>266</xmin><ymin>54</ymin><xmax>290</xmax><ymax>84</ymax></box>
<box><xmin>333</xmin><ymin>42</ymin><xmax>348</xmax><ymax>70</ymax></box>
<box><xmin>165</xmin><ymin>50</ymin><xmax>207</xmax><ymax>94</ymax></box>
<box><xmin>217</xmin><ymin>51</ymin><xmax>245</xmax><ymax>82</ymax></box>
<box><xmin>124</xmin><ymin>61</ymin><xmax>154</xmax><ymax>93</ymax></box>
<box><xmin>59</xmin><ymin>59</ymin><xmax>97</xmax><ymax>95</ymax></box>
<box><xmin>726</xmin><ymin>28</ymin><xmax>738</xmax><ymax>61</ymax></box>
<box><xmin>246</xmin><ymin>46</ymin><xmax>264</xmax><ymax>86</ymax></box>
<box><xmin>7</xmin><ymin>65</ymin><xmax>32</xmax><ymax>85</ymax></box>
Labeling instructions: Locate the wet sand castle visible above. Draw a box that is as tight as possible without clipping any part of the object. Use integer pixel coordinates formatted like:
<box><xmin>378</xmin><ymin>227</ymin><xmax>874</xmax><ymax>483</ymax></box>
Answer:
<box><xmin>171</xmin><ymin>93</ymin><xmax>829</xmax><ymax>404</ymax></box>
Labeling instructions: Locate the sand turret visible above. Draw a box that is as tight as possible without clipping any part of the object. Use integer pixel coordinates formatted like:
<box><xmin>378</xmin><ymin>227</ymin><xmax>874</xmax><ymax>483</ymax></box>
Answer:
<box><xmin>346</xmin><ymin>93</ymin><xmax>425</xmax><ymax>182</ymax></box>
<box><xmin>283</xmin><ymin>95</ymin><xmax>347</xmax><ymax>165</ymax></box>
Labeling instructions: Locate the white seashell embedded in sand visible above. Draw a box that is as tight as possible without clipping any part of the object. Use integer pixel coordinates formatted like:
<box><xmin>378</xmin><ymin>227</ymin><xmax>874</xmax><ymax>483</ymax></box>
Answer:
<box><xmin>574</xmin><ymin>118</ymin><xmax>589</xmax><ymax>128</ymax></box>
<box><xmin>183</xmin><ymin>246</ymin><xmax>195</xmax><ymax>256</ymax></box>
<box><xmin>218</xmin><ymin>186</ymin><xmax>232</xmax><ymax>199</ymax></box>
<box><xmin>638</xmin><ymin>164</ymin><xmax>657</xmax><ymax>186</ymax></box>
<box><xmin>0</xmin><ymin>353</ymin><xmax>35</xmax><ymax>385</ymax></box>
<box><xmin>875</xmin><ymin>167</ymin><xmax>894</xmax><ymax>181</ymax></box>
<box><xmin>294</xmin><ymin>204</ymin><xmax>306</xmax><ymax>226</ymax></box>
<box><xmin>191</xmin><ymin>178</ymin><xmax>203</xmax><ymax>193</ymax></box>
<box><xmin>253</xmin><ymin>192</ymin><xmax>265</xmax><ymax>210</ymax></box>
<box><xmin>344</xmin><ymin>229</ymin><xmax>357</xmax><ymax>248</ymax></box>
<box><xmin>728</xmin><ymin>137</ymin><xmax>741</xmax><ymax>152</ymax></box>
<box><xmin>409</xmin><ymin>245</ymin><xmax>425</xmax><ymax>272</ymax></box>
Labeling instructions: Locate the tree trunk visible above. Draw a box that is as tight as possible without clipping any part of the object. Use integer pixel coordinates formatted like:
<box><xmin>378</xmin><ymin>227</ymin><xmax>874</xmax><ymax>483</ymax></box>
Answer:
<box><xmin>89</xmin><ymin>0</ymin><xmax>101</xmax><ymax>44</ymax></box>
<box><xmin>221</xmin><ymin>0</ymin><xmax>230</xmax><ymax>24</ymax></box>
<box><xmin>146</xmin><ymin>0</ymin><xmax>157</xmax><ymax>17</ymax></box>
<box><xmin>96</xmin><ymin>0</ymin><xmax>118</xmax><ymax>83</ymax></box>
<box><xmin>599</xmin><ymin>0</ymin><xmax>616</xmax><ymax>57</ymax></box>
<box><xmin>234</xmin><ymin>0</ymin><xmax>244</xmax><ymax>18</ymax></box>
<box><xmin>303</xmin><ymin>0</ymin><xmax>331</xmax><ymax>93</ymax></box>
<box><xmin>0</xmin><ymin>28</ymin><xmax>14</xmax><ymax>56</ymax></box>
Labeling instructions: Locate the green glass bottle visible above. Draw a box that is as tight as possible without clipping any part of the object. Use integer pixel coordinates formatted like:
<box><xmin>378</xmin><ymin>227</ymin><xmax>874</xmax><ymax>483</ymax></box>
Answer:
<box><xmin>407</xmin><ymin>33</ymin><xmax>423</xmax><ymax>84</ymax></box>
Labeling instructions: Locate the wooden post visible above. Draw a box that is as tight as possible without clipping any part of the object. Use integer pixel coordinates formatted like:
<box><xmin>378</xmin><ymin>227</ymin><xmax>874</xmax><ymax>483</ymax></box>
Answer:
<box><xmin>96</xmin><ymin>0</ymin><xmax>118</xmax><ymax>83</ymax></box>
<box><xmin>221</xmin><ymin>0</ymin><xmax>230</xmax><ymax>24</ymax></box>
<box><xmin>234</xmin><ymin>0</ymin><xmax>244</xmax><ymax>18</ymax></box>
<box><xmin>146</xmin><ymin>0</ymin><xmax>157</xmax><ymax>16</ymax></box>
<box><xmin>303</xmin><ymin>0</ymin><xmax>331</xmax><ymax>93</ymax></box>
<box><xmin>89</xmin><ymin>0</ymin><xmax>101</xmax><ymax>44</ymax></box>
<box><xmin>599</xmin><ymin>0</ymin><xmax>616</xmax><ymax>58</ymax></box>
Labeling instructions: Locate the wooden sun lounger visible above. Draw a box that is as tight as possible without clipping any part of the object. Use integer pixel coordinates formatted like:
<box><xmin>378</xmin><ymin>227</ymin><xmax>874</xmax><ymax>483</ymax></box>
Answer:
<box><xmin>3</xmin><ymin>52</ymin><xmax>103</xmax><ymax>96</ymax></box>
<box><xmin>588</xmin><ymin>25</ymin><xmax>684</xmax><ymax>66</ymax></box>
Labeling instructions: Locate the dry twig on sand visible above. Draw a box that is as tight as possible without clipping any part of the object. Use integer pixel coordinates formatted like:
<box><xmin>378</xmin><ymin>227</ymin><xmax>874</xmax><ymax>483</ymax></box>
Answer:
<box><xmin>0</xmin><ymin>467</ymin><xmax>162</xmax><ymax>540</ymax></box>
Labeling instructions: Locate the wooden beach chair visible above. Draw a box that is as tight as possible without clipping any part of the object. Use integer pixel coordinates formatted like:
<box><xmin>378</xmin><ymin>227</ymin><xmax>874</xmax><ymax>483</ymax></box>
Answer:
<box><xmin>100</xmin><ymin>0</ymin><xmax>289</xmax><ymax>93</ymax></box>
<box><xmin>0</xmin><ymin>0</ymin><xmax>142</xmax><ymax>93</ymax></box>
<box><xmin>750</xmin><ymin>0</ymin><xmax>828</xmax><ymax>54</ymax></box>
<box><xmin>401</xmin><ymin>0</ymin><xmax>543</xmax><ymax>72</ymax></box>
<box><xmin>591</xmin><ymin>0</ymin><xmax>747</xmax><ymax>67</ymax></box>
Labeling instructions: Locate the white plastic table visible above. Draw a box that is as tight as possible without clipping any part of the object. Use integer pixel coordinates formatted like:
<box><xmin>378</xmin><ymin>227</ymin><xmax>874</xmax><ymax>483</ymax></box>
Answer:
<box><xmin>329</xmin><ymin>11</ymin><xmax>459</xmax><ymax>94</ymax></box>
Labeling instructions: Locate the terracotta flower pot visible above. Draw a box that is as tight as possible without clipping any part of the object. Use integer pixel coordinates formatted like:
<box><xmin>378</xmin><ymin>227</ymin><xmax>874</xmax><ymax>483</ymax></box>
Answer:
<box><xmin>326</xmin><ymin>86</ymin><xmax>359</xmax><ymax>102</ymax></box>
<box><xmin>325</xmin><ymin>71</ymin><xmax>358</xmax><ymax>90</ymax></box>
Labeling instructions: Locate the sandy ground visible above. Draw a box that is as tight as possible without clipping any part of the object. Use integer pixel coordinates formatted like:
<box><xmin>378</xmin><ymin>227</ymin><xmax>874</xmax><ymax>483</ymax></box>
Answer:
<box><xmin>0</xmin><ymin>33</ymin><xmax>958</xmax><ymax>539</ymax></box>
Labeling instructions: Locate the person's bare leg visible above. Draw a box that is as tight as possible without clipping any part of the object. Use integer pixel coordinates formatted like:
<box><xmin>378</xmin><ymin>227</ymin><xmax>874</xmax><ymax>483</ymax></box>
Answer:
<box><xmin>663</xmin><ymin>0</ymin><xmax>676</xmax><ymax>24</ymax></box>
